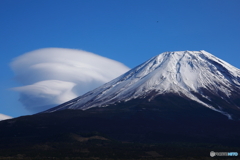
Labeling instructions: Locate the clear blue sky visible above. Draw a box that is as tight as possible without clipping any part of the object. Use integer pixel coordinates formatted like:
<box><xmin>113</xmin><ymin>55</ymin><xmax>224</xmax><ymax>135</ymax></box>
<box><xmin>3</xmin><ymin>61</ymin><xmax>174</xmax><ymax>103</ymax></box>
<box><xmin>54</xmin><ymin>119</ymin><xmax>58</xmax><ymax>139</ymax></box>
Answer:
<box><xmin>1</xmin><ymin>0</ymin><xmax>240</xmax><ymax>117</ymax></box>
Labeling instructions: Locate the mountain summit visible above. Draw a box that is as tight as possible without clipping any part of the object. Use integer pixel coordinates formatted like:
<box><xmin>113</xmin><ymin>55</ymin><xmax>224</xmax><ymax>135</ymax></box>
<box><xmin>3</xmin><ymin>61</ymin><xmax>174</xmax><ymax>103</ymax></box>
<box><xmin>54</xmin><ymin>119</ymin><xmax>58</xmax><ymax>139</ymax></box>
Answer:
<box><xmin>44</xmin><ymin>50</ymin><xmax>240</xmax><ymax>120</ymax></box>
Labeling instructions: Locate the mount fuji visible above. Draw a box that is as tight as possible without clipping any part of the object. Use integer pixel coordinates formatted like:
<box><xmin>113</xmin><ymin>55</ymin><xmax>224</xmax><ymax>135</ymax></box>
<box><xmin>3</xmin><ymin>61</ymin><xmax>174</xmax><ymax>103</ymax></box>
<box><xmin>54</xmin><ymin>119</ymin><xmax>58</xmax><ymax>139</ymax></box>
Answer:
<box><xmin>44</xmin><ymin>50</ymin><xmax>240</xmax><ymax>120</ymax></box>
<box><xmin>1</xmin><ymin>50</ymin><xmax>240</xmax><ymax>159</ymax></box>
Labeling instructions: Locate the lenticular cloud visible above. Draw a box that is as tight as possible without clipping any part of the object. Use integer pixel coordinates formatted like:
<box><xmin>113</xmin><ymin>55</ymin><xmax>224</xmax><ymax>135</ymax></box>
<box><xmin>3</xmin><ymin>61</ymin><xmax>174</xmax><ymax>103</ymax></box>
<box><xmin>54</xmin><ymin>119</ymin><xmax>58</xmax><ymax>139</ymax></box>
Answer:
<box><xmin>0</xmin><ymin>114</ymin><xmax>12</xmax><ymax>121</ymax></box>
<box><xmin>11</xmin><ymin>48</ymin><xmax>130</xmax><ymax>113</ymax></box>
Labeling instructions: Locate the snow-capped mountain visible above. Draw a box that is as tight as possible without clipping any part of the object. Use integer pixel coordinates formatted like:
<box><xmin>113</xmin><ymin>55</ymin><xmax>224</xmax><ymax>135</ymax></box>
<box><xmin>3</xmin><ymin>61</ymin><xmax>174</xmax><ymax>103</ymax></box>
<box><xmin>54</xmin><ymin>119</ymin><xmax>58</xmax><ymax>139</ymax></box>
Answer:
<box><xmin>44</xmin><ymin>50</ymin><xmax>240</xmax><ymax>119</ymax></box>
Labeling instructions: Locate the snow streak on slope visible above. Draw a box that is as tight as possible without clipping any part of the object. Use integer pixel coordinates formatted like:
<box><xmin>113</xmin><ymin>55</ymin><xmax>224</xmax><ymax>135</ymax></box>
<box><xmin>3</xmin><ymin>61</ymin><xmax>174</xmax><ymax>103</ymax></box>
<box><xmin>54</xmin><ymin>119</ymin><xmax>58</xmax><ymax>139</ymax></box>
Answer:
<box><xmin>45</xmin><ymin>51</ymin><xmax>240</xmax><ymax>119</ymax></box>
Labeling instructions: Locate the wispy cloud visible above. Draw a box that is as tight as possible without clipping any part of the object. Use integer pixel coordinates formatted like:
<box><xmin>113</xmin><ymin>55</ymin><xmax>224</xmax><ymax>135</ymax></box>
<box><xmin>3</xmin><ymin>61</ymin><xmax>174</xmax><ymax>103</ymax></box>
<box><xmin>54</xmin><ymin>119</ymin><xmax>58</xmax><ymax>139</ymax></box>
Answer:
<box><xmin>11</xmin><ymin>48</ymin><xmax>130</xmax><ymax>113</ymax></box>
<box><xmin>0</xmin><ymin>114</ymin><xmax>12</xmax><ymax>121</ymax></box>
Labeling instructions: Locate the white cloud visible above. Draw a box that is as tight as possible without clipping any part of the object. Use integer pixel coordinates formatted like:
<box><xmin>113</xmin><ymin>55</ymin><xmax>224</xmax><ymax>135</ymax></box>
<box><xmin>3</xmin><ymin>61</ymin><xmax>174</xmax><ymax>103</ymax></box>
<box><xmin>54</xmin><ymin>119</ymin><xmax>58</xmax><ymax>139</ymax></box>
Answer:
<box><xmin>11</xmin><ymin>48</ymin><xmax>130</xmax><ymax>113</ymax></box>
<box><xmin>0</xmin><ymin>114</ymin><xmax>12</xmax><ymax>121</ymax></box>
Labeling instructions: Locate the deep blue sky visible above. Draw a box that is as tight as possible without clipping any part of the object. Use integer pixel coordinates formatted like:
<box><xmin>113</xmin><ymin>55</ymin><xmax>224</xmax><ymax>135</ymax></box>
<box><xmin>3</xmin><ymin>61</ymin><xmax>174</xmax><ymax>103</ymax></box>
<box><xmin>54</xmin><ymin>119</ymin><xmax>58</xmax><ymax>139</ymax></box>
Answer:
<box><xmin>1</xmin><ymin>0</ymin><xmax>240</xmax><ymax>117</ymax></box>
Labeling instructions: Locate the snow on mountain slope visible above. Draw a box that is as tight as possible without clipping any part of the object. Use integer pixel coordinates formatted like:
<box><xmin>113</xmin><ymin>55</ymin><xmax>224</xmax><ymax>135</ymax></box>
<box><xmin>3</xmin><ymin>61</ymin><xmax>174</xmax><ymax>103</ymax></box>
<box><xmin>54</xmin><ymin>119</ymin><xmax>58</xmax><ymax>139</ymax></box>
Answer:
<box><xmin>44</xmin><ymin>50</ymin><xmax>240</xmax><ymax>119</ymax></box>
